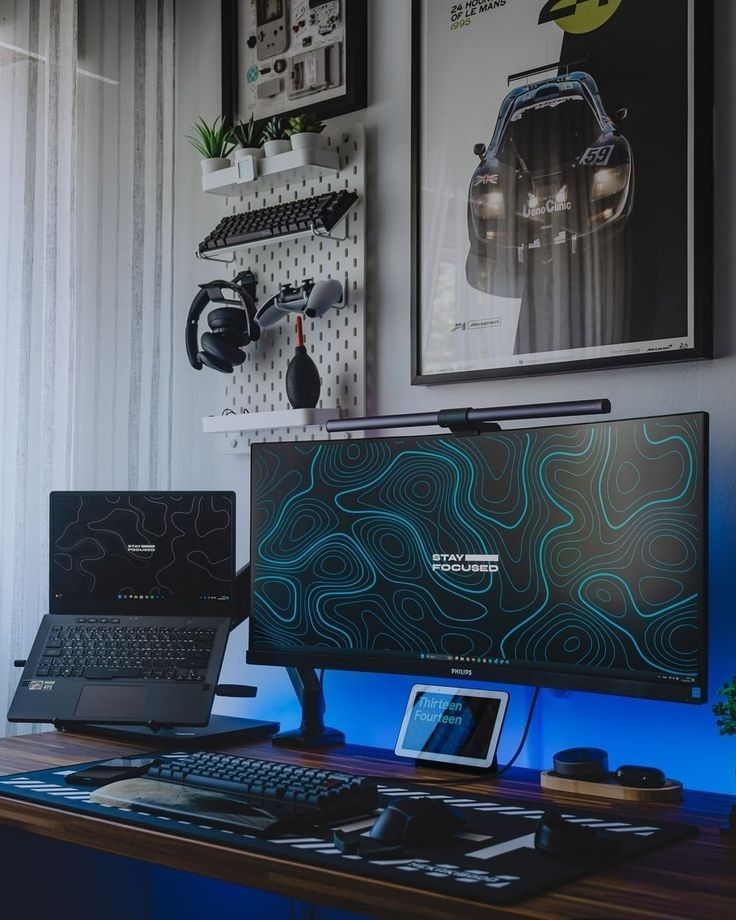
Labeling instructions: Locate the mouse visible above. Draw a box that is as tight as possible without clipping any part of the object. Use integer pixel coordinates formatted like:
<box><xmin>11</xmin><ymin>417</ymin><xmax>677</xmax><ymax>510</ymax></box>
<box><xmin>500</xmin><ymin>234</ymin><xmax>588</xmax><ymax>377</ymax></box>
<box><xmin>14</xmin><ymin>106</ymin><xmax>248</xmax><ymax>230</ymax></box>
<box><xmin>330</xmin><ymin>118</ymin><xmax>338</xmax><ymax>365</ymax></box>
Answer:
<box><xmin>534</xmin><ymin>810</ymin><xmax>620</xmax><ymax>860</ymax></box>
<box><xmin>369</xmin><ymin>797</ymin><xmax>466</xmax><ymax>846</ymax></box>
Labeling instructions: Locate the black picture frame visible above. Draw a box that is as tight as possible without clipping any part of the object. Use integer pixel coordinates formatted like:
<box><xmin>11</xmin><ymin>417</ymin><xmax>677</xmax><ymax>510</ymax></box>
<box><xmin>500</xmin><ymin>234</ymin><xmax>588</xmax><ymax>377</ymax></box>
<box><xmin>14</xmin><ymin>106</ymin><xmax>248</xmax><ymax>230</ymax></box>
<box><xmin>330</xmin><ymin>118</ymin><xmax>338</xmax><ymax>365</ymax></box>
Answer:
<box><xmin>411</xmin><ymin>0</ymin><xmax>713</xmax><ymax>386</ymax></box>
<box><xmin>221</xmin><ymin>0</ymin><xmax>367</xmax><ymax>127</ymax></box>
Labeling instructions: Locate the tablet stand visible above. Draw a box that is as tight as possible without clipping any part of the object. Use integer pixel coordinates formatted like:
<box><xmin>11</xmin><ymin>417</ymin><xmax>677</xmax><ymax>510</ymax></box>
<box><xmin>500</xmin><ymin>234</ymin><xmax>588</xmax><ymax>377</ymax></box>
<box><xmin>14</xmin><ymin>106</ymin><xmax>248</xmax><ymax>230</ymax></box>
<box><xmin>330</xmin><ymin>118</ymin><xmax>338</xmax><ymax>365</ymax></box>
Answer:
<box><xmin>413</xmin><ymin>754</ymin><xmax>498</xmax><ymax>774</ymax></box>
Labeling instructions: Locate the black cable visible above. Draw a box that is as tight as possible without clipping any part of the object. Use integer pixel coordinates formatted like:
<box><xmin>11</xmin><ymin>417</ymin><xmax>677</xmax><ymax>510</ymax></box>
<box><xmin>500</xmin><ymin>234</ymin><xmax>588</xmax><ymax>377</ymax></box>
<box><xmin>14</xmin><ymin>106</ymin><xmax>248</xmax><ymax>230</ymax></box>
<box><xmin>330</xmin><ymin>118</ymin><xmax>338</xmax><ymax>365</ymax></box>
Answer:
<box><xmin>368</xmin><ymin>687</ymin><xmax>540</xmax><ymax>786</ymax></box>
<box><xmin>494</xmin><ymin>686</ymin><xmax>540</xmax><ymax>778</ymax></box>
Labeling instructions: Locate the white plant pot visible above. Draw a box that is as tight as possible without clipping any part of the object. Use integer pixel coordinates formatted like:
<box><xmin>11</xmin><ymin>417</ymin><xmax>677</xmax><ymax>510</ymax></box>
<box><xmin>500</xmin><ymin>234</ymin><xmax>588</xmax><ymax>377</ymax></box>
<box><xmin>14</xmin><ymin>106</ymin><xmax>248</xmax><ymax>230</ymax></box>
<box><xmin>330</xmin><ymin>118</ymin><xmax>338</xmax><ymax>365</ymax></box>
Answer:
<box><xmin>289</xmin><ymin>132</ymin><xmax>324</xmax><ymax>151</ymax></box>
<box><xmin>200</xmin><ymin>157</ymin><xmax>231</xmax><ymax>175</ymax></box>
<box><xmin>234</xmin><ymin>146</ymin><xmax>264</xmax><ymax>161</ymax></box>
<box><xmin>263</xmin><ymin>138</ymin><xmax>291</xmax><ymax>157</ymax></box>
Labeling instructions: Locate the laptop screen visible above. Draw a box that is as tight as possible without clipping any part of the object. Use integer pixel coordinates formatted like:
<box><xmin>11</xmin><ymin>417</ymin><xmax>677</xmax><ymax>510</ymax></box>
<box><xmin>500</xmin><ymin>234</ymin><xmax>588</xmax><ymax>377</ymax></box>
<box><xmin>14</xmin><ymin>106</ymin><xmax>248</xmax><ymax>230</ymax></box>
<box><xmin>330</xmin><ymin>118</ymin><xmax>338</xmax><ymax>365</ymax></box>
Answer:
<box><xmin>49</xmin><ymin>492</ymin><xmax>236</xmax><ymax>617</ymax></box>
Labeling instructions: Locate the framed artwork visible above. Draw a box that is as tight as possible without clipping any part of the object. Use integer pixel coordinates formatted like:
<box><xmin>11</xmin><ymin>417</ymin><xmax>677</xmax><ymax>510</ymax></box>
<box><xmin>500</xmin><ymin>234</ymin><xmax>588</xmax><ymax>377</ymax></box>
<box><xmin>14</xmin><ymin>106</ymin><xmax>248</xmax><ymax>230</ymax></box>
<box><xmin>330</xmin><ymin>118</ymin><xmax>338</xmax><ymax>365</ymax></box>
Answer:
<box><xmin>411</xmin><ymin>0</ymin><xmax>712</xmax><ymax>385</ymax></box>
<box><xmin>221</xmin><ymin>0</ymin><xmax>367</xmax><ymax>126</ymax></box>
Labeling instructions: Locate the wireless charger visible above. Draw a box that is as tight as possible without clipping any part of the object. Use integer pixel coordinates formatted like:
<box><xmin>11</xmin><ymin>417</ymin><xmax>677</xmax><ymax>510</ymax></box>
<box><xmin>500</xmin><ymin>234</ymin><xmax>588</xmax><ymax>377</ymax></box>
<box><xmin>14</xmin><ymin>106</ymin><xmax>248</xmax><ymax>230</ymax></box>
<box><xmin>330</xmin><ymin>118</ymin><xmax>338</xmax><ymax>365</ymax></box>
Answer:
<box><xmin>541</xmin><ymin>747</ymin><xmax>683</xmax><ymax>802</ymax></box>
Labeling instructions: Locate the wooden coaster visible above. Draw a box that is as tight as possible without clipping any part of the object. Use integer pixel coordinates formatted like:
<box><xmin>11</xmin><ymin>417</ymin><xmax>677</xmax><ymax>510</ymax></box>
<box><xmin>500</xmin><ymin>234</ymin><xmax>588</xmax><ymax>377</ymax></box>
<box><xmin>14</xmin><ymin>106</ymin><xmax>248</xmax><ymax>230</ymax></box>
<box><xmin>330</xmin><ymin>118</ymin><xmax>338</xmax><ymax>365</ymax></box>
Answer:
<box><xmin>540</xmin><ymin>770</ymin><xmax>683</xmax><ymax>802</ymax></box>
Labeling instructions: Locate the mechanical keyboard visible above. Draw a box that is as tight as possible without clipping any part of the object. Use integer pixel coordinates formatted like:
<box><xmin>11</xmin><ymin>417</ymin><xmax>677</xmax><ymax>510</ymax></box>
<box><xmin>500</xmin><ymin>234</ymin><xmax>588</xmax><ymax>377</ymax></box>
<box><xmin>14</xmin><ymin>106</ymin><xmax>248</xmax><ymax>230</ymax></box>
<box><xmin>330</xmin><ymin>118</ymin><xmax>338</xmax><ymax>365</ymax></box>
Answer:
<box><xmin>146</xmin><ymin>751</ymin><xmax>379</xmax><ymax>825</ymax></box>
<box><xmin>198</xmin><ymin>189</ymin><xmax>358</xmax><ymax>255</ymax></box>
<box><xmin>35</xmin><ymin>620</ymin><xmax>217</xmax><ymax>682</ymax></box>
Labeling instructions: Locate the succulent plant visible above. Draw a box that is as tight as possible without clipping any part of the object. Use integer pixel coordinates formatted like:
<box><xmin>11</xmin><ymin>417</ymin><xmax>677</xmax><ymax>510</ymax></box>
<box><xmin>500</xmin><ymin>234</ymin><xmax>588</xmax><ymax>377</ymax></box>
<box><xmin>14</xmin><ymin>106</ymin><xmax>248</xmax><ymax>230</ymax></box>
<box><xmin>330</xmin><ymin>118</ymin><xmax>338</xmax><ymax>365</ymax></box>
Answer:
<box><xmin>714</xmin><ymin>677</ymin><xmax>736</xmax><ymax>736</ymax></box>
<box><xmin>260</xmin><ymin>115</ymin><xmax>289</xmax><ymax>142</ymax></box>
<box><xmin>233</xmin><ymin>114</ymin><xmax>262</xmax><ymax>148</ymax></box>
<box><xmin>286</xmin><ymin>112</ymin><xmax>326</xmax><ymax>136</ymax></box>
<box><xmin>186</xmin><ymin>115</ymin><xmax>235</xmax><ymax>159</ymax></box>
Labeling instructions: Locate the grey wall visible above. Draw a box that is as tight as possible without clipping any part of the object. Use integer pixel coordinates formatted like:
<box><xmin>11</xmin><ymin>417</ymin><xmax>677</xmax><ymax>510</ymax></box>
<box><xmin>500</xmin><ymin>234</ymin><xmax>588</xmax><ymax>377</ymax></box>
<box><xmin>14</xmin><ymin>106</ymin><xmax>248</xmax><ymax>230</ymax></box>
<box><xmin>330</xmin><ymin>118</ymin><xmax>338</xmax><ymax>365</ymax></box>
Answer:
<box><xmin>172</xmin><ymin>0</ymin><xmax>735</xmax><ymax>793</ymax></box>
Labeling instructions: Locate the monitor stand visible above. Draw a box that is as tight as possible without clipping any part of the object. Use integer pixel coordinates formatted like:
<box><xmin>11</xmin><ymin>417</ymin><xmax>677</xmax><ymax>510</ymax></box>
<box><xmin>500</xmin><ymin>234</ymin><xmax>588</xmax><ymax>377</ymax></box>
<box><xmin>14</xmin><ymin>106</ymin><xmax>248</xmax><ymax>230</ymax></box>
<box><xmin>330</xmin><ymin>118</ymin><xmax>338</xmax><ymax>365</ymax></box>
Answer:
<box><xmin>60</xmin><ymin>713</ymin><xmax>279</xmax><ymax>746</ymax></box>
<box><xmin>271</xmin><ymin>667</ymin><xmax>345</xmax><ymax>748</ymax></box>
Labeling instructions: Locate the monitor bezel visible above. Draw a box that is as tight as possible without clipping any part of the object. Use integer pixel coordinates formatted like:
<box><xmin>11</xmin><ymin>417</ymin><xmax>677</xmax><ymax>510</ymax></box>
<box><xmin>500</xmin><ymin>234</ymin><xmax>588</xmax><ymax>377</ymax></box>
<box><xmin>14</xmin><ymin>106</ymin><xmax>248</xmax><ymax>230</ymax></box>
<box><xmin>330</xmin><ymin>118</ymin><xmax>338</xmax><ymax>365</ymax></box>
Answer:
<box><xmin>247</xmin><ymin>413</ymin><xmax>709</xmax><ymax>704</ymax></box>
<box><xmin>49</xmin><ymin>490</ymin><xmax>237</xmax><ymax>618</ymax></box>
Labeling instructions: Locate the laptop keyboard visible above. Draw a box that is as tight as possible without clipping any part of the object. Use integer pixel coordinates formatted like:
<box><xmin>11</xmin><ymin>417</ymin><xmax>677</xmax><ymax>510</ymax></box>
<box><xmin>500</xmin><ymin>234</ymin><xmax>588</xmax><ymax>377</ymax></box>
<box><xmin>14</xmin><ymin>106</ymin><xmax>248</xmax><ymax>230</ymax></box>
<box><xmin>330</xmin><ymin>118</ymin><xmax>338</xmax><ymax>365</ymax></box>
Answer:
<box><xmin>35</xmin><ymin>620</ymin><xmax>216</xmax><ymax>681</ymax></box>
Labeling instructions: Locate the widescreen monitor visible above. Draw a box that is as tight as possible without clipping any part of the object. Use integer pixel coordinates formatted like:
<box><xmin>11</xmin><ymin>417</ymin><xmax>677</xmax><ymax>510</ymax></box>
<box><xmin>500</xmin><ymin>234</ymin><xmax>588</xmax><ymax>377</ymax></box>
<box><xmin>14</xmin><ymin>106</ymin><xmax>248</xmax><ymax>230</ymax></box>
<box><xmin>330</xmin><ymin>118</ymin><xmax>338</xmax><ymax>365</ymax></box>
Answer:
<box><xmin>248</xmin><ymin>414</ymin><xmax>707</xmax><ymax>703</ymax></box>
<box><xmin>50</xmin><ymin>491</ymin><xmax>235</xmax><ymax>616</ymax></box>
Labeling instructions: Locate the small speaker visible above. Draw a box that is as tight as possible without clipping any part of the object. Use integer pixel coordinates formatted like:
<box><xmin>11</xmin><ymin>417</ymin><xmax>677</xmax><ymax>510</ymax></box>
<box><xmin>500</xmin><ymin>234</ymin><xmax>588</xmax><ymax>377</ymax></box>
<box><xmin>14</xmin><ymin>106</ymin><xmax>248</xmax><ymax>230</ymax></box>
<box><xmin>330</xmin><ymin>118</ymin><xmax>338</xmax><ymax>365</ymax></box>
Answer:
<box><xmin>615</xmin><ymin>765</ymin><xmax>666</xmax><ymax>788</ymax></box>
<box><xmin>552</xmin><ymin>747</ymin><xmax>609</xmax><ymax>781</ymax></box>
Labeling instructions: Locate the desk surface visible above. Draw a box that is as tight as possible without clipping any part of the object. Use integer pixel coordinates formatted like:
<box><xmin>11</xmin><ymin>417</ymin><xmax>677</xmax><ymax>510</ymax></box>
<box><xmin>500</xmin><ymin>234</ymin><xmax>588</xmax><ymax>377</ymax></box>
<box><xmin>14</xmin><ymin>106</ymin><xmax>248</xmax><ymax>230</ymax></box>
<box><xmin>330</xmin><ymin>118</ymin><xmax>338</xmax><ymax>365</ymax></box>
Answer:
<box><xmin>0</xmin><ymin>730</ymin><xmax>733</xmax><ymax>919</ymax></box>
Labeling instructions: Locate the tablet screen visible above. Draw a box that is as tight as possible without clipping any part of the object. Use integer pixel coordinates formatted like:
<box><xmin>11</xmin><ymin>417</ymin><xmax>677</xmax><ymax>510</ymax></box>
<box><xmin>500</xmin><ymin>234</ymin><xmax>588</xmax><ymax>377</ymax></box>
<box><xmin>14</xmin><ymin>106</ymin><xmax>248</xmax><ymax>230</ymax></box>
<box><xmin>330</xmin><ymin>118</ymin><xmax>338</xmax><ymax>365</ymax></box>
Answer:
<box><xmin>395</xmin><ymin>685</ymin><xmax>509</xmax><ymax>768</ymax></box>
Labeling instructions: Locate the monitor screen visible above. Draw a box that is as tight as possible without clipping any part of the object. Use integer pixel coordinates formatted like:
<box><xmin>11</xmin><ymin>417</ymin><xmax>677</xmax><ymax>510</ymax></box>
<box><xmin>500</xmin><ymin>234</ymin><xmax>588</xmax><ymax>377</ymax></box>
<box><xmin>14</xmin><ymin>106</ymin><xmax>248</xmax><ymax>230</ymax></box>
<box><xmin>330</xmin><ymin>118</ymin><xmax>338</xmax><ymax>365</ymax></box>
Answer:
<box><xmin>248</xmin><ymin>414</ymin><xmax>708</xmax><ymax>703</ymax></box>
<box><xmin>50</xmin><ymin>492</ymin><xmax>235</xmax><ymax>616</ymax></box>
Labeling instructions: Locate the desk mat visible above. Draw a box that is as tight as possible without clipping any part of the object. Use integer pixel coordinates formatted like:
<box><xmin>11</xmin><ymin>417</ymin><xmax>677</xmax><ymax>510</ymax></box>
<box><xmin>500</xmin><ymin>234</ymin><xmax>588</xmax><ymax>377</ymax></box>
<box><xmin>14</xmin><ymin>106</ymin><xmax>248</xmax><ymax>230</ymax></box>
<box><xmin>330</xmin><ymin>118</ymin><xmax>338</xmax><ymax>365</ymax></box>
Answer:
<box><xmin>0</xmin><ymin>756</ymin><xmax>696</xmax><ymax>906</ymax></box>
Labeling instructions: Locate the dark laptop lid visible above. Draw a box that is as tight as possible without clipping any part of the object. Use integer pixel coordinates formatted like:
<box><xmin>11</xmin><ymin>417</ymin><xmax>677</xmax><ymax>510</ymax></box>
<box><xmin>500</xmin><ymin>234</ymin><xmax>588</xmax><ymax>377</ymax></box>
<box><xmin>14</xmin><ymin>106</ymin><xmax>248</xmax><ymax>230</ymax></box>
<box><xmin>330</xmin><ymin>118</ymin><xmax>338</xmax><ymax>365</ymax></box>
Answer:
<box><xmin>49</xmin><ymin>491</ymin><xmax>236</xmax><ymax>617</ymax></box>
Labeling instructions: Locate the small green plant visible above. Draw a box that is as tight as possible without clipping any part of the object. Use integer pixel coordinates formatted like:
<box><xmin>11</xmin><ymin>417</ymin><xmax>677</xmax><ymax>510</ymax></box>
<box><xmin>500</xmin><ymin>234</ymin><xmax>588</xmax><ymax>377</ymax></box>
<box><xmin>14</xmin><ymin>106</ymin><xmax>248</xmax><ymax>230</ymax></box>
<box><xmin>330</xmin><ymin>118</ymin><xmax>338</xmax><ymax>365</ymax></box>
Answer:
<box><xmin>286</xmin><ymin>112</ymin><xmax>326</xmax><ymax>136</ymax></box>
<box><xmin>233</xmin><ymin>114</ymin><xmax>262</xmax><ymax>148</ymax></box>
<box><xmin>714</xmin><ymin>677</ymin><xmax>736</xmax><ymax>736</ymax></box>
<box><xmin>260</xmin><ymin>115</ymin><xmax>289</xmax><ymax>142</ymax></box>
<box><xmin>187</xmin><ymin>115</ymin><xmax>235</xmax><ymax>159</ymax></box>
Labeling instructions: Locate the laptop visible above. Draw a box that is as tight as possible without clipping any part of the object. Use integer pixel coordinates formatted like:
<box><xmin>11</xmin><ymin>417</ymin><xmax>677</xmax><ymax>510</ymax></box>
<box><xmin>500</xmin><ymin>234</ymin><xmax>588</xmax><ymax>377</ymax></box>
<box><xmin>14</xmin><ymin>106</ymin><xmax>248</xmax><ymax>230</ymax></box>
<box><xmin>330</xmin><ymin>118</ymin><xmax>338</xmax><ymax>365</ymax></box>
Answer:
<box><xmin>8</xmin><ymin>491</ymin><xmax>235</xmax><ymax>727</ymax></box>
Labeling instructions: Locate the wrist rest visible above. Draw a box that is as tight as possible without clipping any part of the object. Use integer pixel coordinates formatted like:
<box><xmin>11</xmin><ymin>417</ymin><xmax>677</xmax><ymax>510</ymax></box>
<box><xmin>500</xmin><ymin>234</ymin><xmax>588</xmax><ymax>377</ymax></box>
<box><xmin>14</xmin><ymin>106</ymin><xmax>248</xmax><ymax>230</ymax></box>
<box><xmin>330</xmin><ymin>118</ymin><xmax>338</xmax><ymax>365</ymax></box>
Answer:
<box><xmin>90</xmin><ymin>777</ymin><xmax>288</xmax><ymax>836</ymax></box>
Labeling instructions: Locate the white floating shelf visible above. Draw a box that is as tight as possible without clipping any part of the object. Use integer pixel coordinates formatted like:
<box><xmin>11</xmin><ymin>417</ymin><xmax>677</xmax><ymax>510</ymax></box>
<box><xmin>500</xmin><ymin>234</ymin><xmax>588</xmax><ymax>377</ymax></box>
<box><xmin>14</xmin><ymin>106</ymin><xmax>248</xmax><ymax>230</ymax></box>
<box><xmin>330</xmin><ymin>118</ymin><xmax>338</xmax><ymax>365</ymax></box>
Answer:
<box><xmin>202</xmin><ymin>407</ymin><xmax>342</xmax><ymax>435</ymax></box>
<box><xmin>197</xmin><ymin>224</ymin><xmax>324</xmax><ymax>260</ymax></box>
<box><xmin>202</xmin><ymin>146</ymin><xmax>340</xmax><ymax>197</ymax></box>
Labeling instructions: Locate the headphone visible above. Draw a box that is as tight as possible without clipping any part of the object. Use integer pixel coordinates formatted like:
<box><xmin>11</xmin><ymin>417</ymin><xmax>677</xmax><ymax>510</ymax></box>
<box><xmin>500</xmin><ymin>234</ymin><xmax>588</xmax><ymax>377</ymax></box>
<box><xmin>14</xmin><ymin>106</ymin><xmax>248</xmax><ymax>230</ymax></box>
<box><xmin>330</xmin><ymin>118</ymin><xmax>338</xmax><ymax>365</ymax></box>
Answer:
<box><xmin>186</xmin><ymin>271</ymin><xmax>260</xmax><ymax>373</ymax></box>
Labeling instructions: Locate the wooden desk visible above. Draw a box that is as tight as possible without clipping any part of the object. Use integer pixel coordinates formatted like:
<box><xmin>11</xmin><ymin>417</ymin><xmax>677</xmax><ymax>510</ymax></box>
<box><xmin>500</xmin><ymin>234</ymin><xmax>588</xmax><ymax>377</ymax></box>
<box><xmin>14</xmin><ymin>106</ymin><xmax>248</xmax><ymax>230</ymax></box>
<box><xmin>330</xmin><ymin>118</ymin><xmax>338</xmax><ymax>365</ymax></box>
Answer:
<box><xmin>0</xmin><ymin>730</ymin><xmax>733</xmax><ymax>919</ymax></box>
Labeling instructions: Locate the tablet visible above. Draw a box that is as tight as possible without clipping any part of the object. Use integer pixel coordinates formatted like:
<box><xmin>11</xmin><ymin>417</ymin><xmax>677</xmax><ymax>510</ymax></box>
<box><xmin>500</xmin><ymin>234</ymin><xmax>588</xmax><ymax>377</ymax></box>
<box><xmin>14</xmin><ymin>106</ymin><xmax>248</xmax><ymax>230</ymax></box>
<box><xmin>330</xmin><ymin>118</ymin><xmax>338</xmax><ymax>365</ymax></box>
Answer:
<box><xmin>395</xmin><ymin>684</ymin><xmax>509</xmax><ymax>769</ymax></box>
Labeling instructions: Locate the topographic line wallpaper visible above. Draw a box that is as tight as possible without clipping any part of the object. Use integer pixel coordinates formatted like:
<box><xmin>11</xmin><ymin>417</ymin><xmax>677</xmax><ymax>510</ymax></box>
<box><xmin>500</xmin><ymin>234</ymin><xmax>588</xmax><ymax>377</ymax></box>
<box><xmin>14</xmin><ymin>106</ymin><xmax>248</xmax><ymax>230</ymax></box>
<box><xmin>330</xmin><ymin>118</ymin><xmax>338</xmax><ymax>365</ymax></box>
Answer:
<box><xmin>51</xmin><ymin>493</ymin><xmax>234</xmax><ymax>604</ymax></box>
<box><xmin>251</xmin><ymin>415</ymin><xmax>705</xmax><ymax>685</ymax></box>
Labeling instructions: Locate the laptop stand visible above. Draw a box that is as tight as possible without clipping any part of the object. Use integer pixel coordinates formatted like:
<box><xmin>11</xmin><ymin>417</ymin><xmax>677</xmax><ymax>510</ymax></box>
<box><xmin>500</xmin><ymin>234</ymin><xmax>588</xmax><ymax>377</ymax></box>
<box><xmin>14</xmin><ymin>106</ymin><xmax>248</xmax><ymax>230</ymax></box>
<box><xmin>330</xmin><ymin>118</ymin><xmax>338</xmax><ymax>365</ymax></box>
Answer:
<box><xmin>57</xmin><ymin>713</ymin><xmax>279</xmax><ymax>745</ymax></box>
<box><xmin>51</xmin><ymin>681</ymin><xmax>279</xmax><ymax>745</ymax></box>
<box><xmin>14</xmin><ymin>647</ymin><xmax>280</xmax><ymax>745</ymax></box>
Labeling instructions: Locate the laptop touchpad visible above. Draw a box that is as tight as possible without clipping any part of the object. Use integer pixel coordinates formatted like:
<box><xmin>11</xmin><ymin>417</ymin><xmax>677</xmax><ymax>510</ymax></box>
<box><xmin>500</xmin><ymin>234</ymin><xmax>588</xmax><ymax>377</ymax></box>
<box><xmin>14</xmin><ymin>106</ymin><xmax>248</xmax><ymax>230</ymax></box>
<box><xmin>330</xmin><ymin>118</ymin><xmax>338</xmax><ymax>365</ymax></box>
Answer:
<box><xmin>74</xmin><ymin>685</ymin><xmax>147</xmax><ymax>721</ymax></box>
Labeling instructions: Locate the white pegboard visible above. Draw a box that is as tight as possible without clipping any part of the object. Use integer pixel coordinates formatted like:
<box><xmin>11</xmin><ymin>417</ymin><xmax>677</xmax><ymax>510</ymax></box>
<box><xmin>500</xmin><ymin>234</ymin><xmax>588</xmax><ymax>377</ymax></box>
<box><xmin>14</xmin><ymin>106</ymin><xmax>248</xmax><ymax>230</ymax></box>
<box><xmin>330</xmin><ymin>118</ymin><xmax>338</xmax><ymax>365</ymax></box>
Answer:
<box><xmin>209</xmin><ymin>124</ymin><xmax>365</xmax><ymax>452</ymax></box>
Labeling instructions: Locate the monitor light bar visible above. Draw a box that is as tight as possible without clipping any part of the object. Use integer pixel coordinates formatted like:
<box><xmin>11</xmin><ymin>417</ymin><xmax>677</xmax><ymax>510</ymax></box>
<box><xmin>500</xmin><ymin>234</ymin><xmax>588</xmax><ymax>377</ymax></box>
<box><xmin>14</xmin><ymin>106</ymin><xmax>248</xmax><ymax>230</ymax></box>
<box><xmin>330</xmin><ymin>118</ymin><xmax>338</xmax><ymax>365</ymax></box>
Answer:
<box><xmin>326</xmin><ymin>398</ymin><xmax>611</xmax><ymax>434</ymax></box>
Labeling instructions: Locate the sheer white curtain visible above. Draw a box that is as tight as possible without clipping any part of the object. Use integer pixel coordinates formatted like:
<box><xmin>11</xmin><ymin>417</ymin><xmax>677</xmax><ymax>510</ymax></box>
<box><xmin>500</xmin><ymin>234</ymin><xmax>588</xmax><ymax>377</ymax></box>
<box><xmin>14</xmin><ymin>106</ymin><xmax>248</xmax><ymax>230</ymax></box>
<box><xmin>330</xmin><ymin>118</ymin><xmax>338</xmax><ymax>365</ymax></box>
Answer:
<box><xmin>0</xmin><ymin>0</ymin><xmax>177</xmax><ymax>731</ymax></box>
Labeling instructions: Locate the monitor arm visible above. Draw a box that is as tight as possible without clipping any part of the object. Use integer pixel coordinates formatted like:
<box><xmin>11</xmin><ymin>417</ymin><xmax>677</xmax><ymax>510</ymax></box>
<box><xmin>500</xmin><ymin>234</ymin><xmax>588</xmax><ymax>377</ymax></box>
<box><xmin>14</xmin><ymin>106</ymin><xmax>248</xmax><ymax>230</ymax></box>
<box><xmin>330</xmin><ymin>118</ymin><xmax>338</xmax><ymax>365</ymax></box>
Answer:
<box><xmin>272</xmin><ymin>667</ymin><xmax>345</xmax><ymax>748</ymax></box>
<box><xmin>235</xmin><ymin>564</ymin><xmax>344</xmax><ymax>748</ymax></box>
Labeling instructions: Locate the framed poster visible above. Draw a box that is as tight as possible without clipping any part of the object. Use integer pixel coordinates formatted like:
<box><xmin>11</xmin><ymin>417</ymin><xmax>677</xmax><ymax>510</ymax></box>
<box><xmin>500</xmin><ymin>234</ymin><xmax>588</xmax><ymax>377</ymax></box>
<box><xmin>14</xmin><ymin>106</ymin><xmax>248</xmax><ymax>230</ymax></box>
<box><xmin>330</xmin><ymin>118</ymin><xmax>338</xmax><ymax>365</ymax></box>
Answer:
<box><xmin>221</xmin><ymin>0</ymin><xmax>367</xmax><ymax>126</ymax></box>
<box><xmin>411</xmin><ymin>0</ymin><xmax>712</xmax><ymax>384</ymax></box>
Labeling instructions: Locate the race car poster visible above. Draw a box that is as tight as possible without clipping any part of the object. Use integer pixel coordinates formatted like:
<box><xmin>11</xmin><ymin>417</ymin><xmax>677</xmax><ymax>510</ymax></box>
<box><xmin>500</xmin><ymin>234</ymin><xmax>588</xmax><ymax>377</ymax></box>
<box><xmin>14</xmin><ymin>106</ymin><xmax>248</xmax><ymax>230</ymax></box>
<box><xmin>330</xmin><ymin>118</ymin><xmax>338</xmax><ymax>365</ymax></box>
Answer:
<box><xmin>411</xmin><ymin>0</ymin><xmax>712</xmax><ymax>384</ymax></box>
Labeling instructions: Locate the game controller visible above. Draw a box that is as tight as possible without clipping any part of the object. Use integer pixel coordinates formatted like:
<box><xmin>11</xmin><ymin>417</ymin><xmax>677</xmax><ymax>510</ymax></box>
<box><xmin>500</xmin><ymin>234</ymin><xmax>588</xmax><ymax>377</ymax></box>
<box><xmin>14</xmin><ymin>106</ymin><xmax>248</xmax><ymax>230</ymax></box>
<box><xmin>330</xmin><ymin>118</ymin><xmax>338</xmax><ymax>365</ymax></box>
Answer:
<box><xmin>256</xmin><ymin>278</ymin><xmax>343</xmax><ymax>328</ymax></box>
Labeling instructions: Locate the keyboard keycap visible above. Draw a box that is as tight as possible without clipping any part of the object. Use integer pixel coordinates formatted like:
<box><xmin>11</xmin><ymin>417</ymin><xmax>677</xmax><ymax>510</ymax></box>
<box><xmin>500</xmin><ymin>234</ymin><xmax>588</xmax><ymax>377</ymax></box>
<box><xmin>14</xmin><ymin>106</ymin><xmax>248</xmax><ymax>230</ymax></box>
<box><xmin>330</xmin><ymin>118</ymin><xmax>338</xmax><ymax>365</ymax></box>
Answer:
<box><xmin>37</xmin><ymin>622</ymin><xmax>215</xmax><ymax>682</ymax></box>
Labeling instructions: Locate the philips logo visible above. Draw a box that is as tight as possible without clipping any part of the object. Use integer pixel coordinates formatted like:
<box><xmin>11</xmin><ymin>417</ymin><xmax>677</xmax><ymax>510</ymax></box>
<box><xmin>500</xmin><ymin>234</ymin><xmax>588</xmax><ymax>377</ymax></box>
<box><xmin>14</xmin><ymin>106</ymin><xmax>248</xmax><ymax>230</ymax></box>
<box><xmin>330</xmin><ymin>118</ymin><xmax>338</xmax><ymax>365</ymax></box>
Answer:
<box><xmin>431</xmin><ymin>553</ymin><xmax>499</xmax><ymax>573</ymax></box>
<box><xmin>451</xmin><ymin>668</ymin><xmax>473</xmax><ymax>676</ymax></box>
